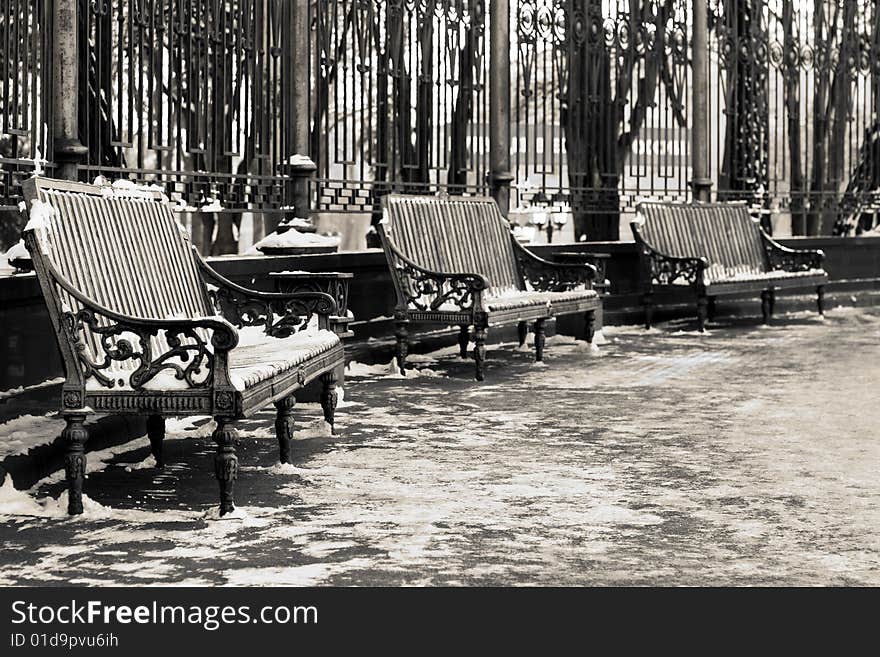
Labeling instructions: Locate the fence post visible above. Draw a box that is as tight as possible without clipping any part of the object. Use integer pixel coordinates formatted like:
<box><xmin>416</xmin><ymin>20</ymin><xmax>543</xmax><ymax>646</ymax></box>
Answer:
<box><xmin>489</xmin><ymin>0</ymin><xmax>514</xmax><ymax>218</ymax></box>
<box><xmin>53</xmin><ymin>0</ymin><xmax>87</xmax><ymax>181</ymax></box>
<box><xmin>691</xmin><ymin>0</ymin><xmax>712</xmax><ymax>202</ymax></box>
<box><xmin>277</xmin><ymin>0</ymin><xmax>315</xmax><ymax>234</ymax></box>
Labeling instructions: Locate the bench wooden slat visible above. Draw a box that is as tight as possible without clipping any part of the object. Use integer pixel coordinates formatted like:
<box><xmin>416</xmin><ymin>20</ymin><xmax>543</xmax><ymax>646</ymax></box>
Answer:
<box><xmin>383</xmin><ymin>195</ymin><xmax>521</xmax><ymax>295</ymax></box>
<box><xmin>639</xmin><ymin>202</ymin><xmax>767</xmax><ymax>278</ymax></box>
<box><xmin>34</xmin><ymin>188</ymin><xmax>211</xmax><ymax>320</ymax></box>
<box><xmin>32</xmin><ymin>187</ymin><xmax>214</xmax><ymax>374</ymax></box>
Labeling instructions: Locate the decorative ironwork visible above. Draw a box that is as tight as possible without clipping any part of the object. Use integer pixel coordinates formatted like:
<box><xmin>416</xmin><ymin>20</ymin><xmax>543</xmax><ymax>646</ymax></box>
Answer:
<box><xmin>309</xmin><ymin>0</ymin><xmax>490</xmax><ymax>216</ymax></box>
<box><xmin>78</xmin><ymin>0</ymin><xmax>292</xmax><ymax>210</ymax></box>
<box><xmin>59</xmin><ymin>307</ymin><xmax>228</xmax><ymax>391</ymax></box>
<box><xmin>7</xmin><ymin>0</ymin><xmax>880</xmax><ymax>240</ymax></box>
<box><xmin>0</xmin><ymin>0</ymin><xmax>53</xmax><ymax>215</ymax></box>
<box><xmin>392</xmin><ymin>257</ymin><xmax>487</xmax><ymax>312</ymax></box>
<box><xmin>513</xmin><ymin>241</ymin><xmax>597</xmax><ymax>292</ymax></box>
<box><xmin>203</xmin><ymin>266</ymin><xmax>337</xmax><ymax>338</ymax></box>
<box><xmin>762</xmin><ymin>234</ymin><xmax>825</xmax><ymax>272</ymax></box>
<box><xmin>513</xmin><ymin>0</ymin><xmax>692</xmax><ymax>240</ymax></box>
<box><xmin>632</xmin><ymin>225</ymin><xmax>708</xmax><ymax>286</ymax></box>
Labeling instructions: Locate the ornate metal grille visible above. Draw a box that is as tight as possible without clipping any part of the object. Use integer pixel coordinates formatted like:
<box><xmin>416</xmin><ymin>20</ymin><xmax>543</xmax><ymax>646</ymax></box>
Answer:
<box><xmin>78</xmin><ymin>0</ymin><xmax>291</xmax><ymax>211</ymax></box>
<box><xmin>0</xmin><ymin>0</ymin><xmax>53</xmax><ymax>214</ymax></box>
<box><xmin>512</xmin><ymin>0</ymin><xmax>692</xmax><ymax>241</ymax></box>
<box><xmin>308</xmin><ymin>0</ymin><xmax>490</xmax><ymax>214</ymax></box>
<box><xmin>4</xmin><ymin>0</ymin><xmax>880</xmax><ymax>241</ymax></box>
<box><xmin>710</xmin><ymin>0</ymin><xmax>880</xmax><ymax>236</ymax></box>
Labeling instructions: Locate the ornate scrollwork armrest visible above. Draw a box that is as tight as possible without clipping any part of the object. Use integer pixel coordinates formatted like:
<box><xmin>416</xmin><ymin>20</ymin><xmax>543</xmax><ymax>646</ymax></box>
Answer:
<box><xmin>512</xmin><ymin>240</ymin><xmax>598</xmax><ymax>292</ymax></box>
<box><xmin>761</xmin><ymin>232</ymin><xmax>825</xmax><ymax>272</ymax></box>
<box><xmin>388</xmin><ymin>249</ymin><xmax>488</xmax><ymax>313</ymax></box>
<box><xmin>41</xmin><ymin>263</ymin><xmax>239</xmax><ymax>392</ymax></box>
<box><xmin>59</xmin><ymin>307</ymin><xmax>239</xmax><ymax>391</ymax></box>
<box><xmin>632</xmin><ymin>222</ymin><xmax>707</xmax><ymax>286</ymax></box>
<box><xmin>197</xmin><ymin>258</ymin><xmax>337</xmax><ymax>336</ymax></box>
<box><xmin>645</xmin><ymin>250</ymin><xmax>708</xmax><ymax>286</ymax></box>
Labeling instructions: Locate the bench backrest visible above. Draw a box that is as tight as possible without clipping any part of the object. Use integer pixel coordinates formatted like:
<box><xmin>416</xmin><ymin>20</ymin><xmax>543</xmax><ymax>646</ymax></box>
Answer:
<box><xmin>22</xmin><ymin>178</ymin><xmax>212</xmax><ymax>377</ymax></box>
<box><xmin>636</xmin><ymin>202</ymin><xmax>769</xmax><ymax>279</ymax></box>
<box><xmin>380</xmin><ymin>194</ymin><xmax>522</xmax><ymax>297</ymax></box>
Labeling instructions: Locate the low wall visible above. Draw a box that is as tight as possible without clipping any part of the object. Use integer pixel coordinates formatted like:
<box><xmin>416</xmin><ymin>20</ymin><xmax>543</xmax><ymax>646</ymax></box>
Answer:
<box><xmin>2</xmin><ymin>237</ymin><xmax>879</xmax><ymax>394</ymax></box>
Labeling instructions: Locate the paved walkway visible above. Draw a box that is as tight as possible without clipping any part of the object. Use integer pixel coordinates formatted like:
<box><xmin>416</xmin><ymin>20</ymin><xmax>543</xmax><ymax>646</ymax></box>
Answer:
<box><xmin>1</xmin><ymin>307</ymin><xmax>878</xmax><ymax>585</ymax></box>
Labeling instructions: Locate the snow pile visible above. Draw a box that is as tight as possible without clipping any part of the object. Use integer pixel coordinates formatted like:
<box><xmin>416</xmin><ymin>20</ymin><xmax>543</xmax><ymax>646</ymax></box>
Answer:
<box><xmin>345</xmin><ymin>360</ymin><xmax>442</xmax><ymax>380</ymax></box>
<box><xmin>546</xmin><ymin>333</ymin><xmax>601</xmax><ymax>354</ymax></box>
<box><xmin>297</xmin><ymin>419</ymin><xmax>333</xmax><ymax>439</ymax></box>
<box><xmin>260</xmin><ymin>462</ymin><xmax>314</xmax><ymax>476</ymax></box>
<box><xmin>0</xmin><ymin>376</ymin><xmax>64</xmax><ymax>401</ymax></box>
<box><xmin>0</xmin><ymin>478</ymin><xmax>111</xmax><ymax>519</ymax></box>
<box><xmin>279</xmin><ymin>217</ymin><xmax>314</xmax><ymax>231</ymax></box>
<box><xmin>0</xmin><ymin>414</ymin><xmax>66</xmax><ymax>460</ymax></box>
<box><xmin>200</xmin><ymin>197</ymin><xmax>223</xmax><ymax>213</ymax></box>
<box><xmin>122</xmin><ymin>454</ymin><xmax>157</xmax><ymax>472</ymax></box>
<box><xmin>1</xmin><ymin>240</ymin><xmax>30</xmax><ymax>270</ymax></box>
<box><xmin>288</xmin><ymin>154</ymin><xmax>315</xmax><ymax>167</ymax></box>
<box><xmin>95</xmin><ymin>178</ymin><xmax>166</xmax><ymax>201</ymax></box>
<box><xmin>23</xmin><ymin>198</ymin><xmax>56</xmax><ymax>231</ymax></box>
<box><xmin>252</xmin><ymin>229</ymin><xmax>340</xmax><ymax>252</ymax></box>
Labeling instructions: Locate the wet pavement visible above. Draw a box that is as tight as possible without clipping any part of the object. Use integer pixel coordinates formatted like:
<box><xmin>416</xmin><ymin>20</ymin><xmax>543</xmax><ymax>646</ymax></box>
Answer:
<box><xmin>1</xmin><ymin>307</ymin><xmax>878</xmax><ymax>586</ymax></box>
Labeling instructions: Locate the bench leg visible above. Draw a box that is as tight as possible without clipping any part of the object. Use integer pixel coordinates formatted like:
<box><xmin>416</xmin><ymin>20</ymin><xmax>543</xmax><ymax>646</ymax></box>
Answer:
<box><xmin>274</xmin><ymin>396</ymin><xmax>295</xmax><ymax>464</ymax></box>
<box><xmin>761</xmin><ymin>290</ymin><xmax>771</xmax><ymax>325</ymax></box>
<box><xmin>474</xmin><ymin>325</ymin><xmax>487</xmax><ymax>381</ymax></box>
<box><xmin>517</xmin><ymin>321</ymin><xmax>528</xmax><ymax>347</ymax></box>
<box><xmin>584</xmin><ymin>310</ymin><xmax>596</xmax><ymax>344</ymax></box>
<box><xmin>320</xmin><ymin>371</ymin><xmax>339</xmax><ymax>433</ymax></box>
<box><xmin>707</xmin><ymin>296</ymin><xmax>717</xmax><ymax>323</ymax></box>
<box><xmin>212</xmin><ymin>417</ymin><xmax>239</xmax><ymax>516</ymax></box>
<box><xmin>62</xmin><ymin>414</ymin><xmax>88</xmax><ymax>515</ymax></box>
<box><xmin>534</xmin><ymin>319</ymin><xmax>546</xmax><ymax>361</ymax></box>
<box><xmin>642</xmin><ymin>292</ymin><xmax>654</xmax><ymax>330</ymax></box>
<box><xmin>394</xmin><ymin>318</ymin><xmax>409</xmax><ymax>375</ymax></box>
<box><xmin>459</xmin><ymin>325</ymin><xmax>470</xmax><ymax>358</ymax></box>
<box><xmin>817</xmin><ymin>285</ymin><xmax>825</xmax><ymax>316</ymax></box>
<box><xmin>146</xmin><ymin>414</ymin><xmax>165</xmax><ymax>468</ymax></box>
<box><xmin>696</xmin><ymin>293</ymin><xmax>708</xmax><ymax>332</ymax></box>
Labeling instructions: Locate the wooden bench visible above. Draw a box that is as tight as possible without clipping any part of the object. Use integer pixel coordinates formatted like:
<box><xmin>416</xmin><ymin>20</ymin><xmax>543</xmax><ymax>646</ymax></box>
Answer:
<box><xmin>378</xmin><ymin>194</ymin><xmax>602</xmax><ymax>380</ymax></box>
<box><xmin>22</xmin><ymin>177</ymin><xmax>345</xmax><ymax>516</ymax></box>
<box><xmin>632</xmin><ymin>202</ymin><xmax>828</xmax><ymax>331</ymax></box>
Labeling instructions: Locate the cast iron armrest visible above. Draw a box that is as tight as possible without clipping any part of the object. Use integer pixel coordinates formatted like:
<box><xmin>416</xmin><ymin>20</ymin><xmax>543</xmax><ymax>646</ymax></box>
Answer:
<box><xmin>197</xmin><ymin>256</ymin><xmax>337</xmax><ymax>335</ymax></box>
<box><xmin>385</xmin><ymin>243</ymin><xmax>489</xmax><ymax>313</ymax></box>
<box><xmin>511</xmin><ymin>239</ymin><xmax>599</xmax><ymax>292</ymax></box>
<box><xmin>631</xmin><ymin>221</ymin><xmax>708</xmax><ymax>287</ymax></box>
<box><xmin>41</xmin><ymin>259</ymin><xmax>239</xmax><ymax>392</ymax></box>
<box><xmin>759</xmin><ymin>230</ymin><xmax>825</xmax><ymax>272</ymax></box>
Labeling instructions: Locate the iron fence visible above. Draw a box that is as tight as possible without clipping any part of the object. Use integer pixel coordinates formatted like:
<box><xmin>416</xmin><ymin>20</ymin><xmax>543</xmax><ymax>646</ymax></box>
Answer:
<box><xmin>78</xmin><ymin>0</ymin><xmax>292</xmax><ymax>211</ymax></box>
<box><xmin>0</xmin><ymin>0</ymin><xmax>53</xmax><ymax>217</ymax></box>
<box><xmin>3</xmin><ymin>0</ymin><xmax>880</xmax><ymax>244</ymax></box>
<box><xmin>308</xmin><ymin>0</ymin><xmax>491</xmax><ymax>215</ymax></box>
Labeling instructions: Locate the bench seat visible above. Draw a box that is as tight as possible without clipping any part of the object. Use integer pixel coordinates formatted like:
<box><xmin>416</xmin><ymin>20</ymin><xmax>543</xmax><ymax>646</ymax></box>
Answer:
<box><xmin>229</xmin><ymin>329</ymin><xmax>342</xmax><ymax>393</ymax></box>
<box><xmin>632</xmin><ymin>201</ymin><xmax>828</xmax><ymax>330</ymax></box>
<box><xmin>379</xmin><ymin>194</ymin><xmax>602</xmax><ymax>380</ymax></box>
<box><xmin>486</xmin><ymin>289</ymin><xmax>599</xmax><ymax>316</ymax></box>
<box><xmin>704</xmin><ymin>268</ymin><xmax>827</xmax><ymax>287</ymax></box>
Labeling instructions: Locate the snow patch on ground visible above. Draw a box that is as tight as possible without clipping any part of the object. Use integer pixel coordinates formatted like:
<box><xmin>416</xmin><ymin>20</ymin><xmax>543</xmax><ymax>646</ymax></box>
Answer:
<box><xmin>0</xmin><ymin>377</ymin><xmax>64</xmax><ymax>401</ymax></box>
<box><xmin>345</xmin><ymin>360</ymin><xmax>443</xmax><ymax>380</ymax></box>
<box><xmin>223</xmin><ymin>559</ymin><xmax>375</xmax><ymax>586</ymax></box>
<box><xmin>0</xmin><ymin>414</ymin><xmax>66</xmax><ymax>460</ymax></box>
<box><xmin>0</xmin><ymin>479</ymin><xmax>111</xmax><ymax>519</ymax></box>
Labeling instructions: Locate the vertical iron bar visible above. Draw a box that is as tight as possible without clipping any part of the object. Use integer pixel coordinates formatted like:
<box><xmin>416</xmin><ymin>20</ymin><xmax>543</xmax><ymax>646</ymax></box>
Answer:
<box><xmin>489</xmin><ymin>0</ymin><xmax>513</xmax><ymax>216</ymax></box>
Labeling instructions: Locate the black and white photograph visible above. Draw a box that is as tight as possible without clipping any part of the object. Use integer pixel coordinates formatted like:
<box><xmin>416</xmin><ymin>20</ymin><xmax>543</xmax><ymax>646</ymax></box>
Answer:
<box><xmin>0</xmin><ymin>0</ymin><xmax>877</xmax><ymax>639</ymax></box>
